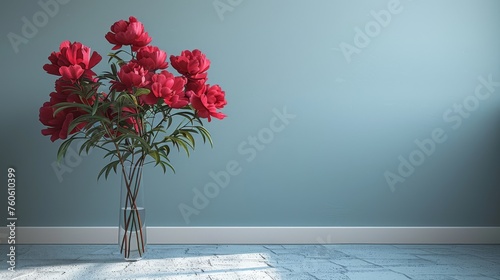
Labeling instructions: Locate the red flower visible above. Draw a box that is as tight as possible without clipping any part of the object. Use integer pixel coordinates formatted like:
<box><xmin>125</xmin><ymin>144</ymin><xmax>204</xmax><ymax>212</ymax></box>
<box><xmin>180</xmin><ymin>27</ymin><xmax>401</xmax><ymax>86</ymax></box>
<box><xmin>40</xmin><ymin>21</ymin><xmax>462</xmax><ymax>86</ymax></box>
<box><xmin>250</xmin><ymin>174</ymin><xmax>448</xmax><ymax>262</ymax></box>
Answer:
<box><xmin>205</xmin><ymin>84</ymin><xmax>226</xmax><ymax>109</ymax></box>
<box><xmin>39</xmin><ymin>101</ymin><xmax>75</xmax><ymax>142</ymax></box>
<box><xmin>170</xmin><ymin>49</ymin><xmax>210</xmax><ymax>81</ymax></box>
<box><xmin>105</xmin><ymin>16</ymin><xmax>152</xmax><ymax>51</ymax></box>
<box><xmin>111</xmin><ymin>62</ymin><xmax>151</xmax><ymax>92</ymax></box>
<box><xmin>39</xmin><ymin>76</ymin><xmax>100</xmax><ymax>142</ymax></box>
<box><xmin>43</xmin><ymin>41</ymin><xmax>102</xmax><ymax>80</ymax></box>
<box><xmin>40</xmin><ymin>16</ymin><xmax>228</xmax><ymax>146</ymax></box>
<box><xmin>147</xmin><ymin>70</ymin><xmax>188</xmax><ymax>108</ymax></box>
<box><xmin>190</xmin><ymin>84</ymin><xmax>226</xmax><ymax>122</ymax></box>
<box><xmin>185</xmin><ymin>80</ymin><xmax>206</xmax><ymax>98</ymax></box>
<box><xmin>135</xmin><ymin>46</ymin><xmax>168</xmax><ymax>71</ymax></box>
<box><xmin>39</xmin><ymin>95</ymin><xmax>87</xmax><ymax>142</ymax></box>
<box><xmin>54</xmin><ymin>78</ymin><xmax>76</xmax><ymax>95</ymax></box>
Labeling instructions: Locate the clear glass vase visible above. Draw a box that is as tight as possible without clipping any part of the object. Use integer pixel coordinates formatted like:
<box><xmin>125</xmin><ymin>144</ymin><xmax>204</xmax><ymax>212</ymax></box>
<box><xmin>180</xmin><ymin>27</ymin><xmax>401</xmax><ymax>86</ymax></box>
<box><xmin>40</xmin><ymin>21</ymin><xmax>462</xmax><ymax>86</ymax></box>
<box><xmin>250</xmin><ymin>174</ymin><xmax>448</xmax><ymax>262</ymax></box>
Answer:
<box><xmin>119</xmin><ymin>164</ymin><xmax>146</xmax><ymax>261</ymax></box>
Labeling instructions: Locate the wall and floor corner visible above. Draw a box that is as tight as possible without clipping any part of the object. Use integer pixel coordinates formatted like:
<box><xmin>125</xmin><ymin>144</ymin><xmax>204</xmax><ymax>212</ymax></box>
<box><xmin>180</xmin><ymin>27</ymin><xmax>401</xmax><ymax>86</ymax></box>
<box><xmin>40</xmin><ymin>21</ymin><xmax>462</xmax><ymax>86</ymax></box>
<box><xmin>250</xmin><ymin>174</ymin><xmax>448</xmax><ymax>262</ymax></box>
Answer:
<box><xmin>1</xmin><ymin>0</ymin><xmax>499</xmax><ymax>244</ymax></box>
<box><xmin>1</xmin><ymin>227</ymin><xmax>500</xmax><ymax>244</ymax></box>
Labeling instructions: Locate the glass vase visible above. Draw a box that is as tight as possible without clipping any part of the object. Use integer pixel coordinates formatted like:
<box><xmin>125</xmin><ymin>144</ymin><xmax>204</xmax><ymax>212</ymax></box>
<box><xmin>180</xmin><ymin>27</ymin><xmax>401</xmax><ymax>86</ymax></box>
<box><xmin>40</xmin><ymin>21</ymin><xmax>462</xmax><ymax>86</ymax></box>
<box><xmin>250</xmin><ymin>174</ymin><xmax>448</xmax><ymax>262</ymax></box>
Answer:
<box><xmin>119</xmin><ymin>164</ymin><xmax>146</xmax><ymax>261</ymax></box>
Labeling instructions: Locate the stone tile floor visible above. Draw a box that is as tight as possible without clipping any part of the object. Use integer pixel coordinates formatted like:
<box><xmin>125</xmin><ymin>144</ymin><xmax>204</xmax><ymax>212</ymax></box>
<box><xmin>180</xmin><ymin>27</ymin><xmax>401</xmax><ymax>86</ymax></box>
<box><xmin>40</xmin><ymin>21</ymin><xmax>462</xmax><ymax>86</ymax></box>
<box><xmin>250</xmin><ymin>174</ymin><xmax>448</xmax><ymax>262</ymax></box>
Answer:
<box><xmin>0</xmin><ymin>244</ymin><xmax>499</xmax><ymax>279</ymax></box>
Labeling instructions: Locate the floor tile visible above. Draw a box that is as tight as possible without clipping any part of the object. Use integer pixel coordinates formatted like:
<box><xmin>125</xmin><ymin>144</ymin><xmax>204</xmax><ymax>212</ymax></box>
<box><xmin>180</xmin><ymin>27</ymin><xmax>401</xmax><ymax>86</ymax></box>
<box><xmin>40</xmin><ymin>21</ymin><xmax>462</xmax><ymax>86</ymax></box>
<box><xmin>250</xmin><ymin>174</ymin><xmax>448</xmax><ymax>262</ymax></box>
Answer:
<box><xmin>0</xmin><ymin>244</ymin><xmax>499</xmax><ymax>279</ymax></box>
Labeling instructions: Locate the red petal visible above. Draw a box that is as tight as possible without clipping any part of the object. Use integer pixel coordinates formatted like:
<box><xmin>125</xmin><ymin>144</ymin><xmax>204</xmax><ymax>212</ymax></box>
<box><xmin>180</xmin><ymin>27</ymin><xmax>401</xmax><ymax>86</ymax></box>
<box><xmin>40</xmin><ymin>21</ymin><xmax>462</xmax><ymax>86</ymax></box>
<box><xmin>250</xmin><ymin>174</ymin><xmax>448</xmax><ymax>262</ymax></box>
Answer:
<box><xmin>88</xmin><ymin>52</ymin><xmax>102</xmax><ymax>69</ymax></box>
<box><xmin>59</xmin><ymin>65</ymin><xmax>84</xmax><ymax>81</ymax></box>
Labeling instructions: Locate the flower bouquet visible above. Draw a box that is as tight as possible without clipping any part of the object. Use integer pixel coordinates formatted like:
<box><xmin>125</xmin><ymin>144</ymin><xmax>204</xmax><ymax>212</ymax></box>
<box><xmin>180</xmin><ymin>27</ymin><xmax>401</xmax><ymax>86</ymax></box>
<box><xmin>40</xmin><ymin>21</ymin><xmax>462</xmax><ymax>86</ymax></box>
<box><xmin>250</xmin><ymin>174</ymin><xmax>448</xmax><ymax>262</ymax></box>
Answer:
<box><xmin>39</xmin><ymin>16</ymin><xmax>227</xmax><ymax>260</ymax></box>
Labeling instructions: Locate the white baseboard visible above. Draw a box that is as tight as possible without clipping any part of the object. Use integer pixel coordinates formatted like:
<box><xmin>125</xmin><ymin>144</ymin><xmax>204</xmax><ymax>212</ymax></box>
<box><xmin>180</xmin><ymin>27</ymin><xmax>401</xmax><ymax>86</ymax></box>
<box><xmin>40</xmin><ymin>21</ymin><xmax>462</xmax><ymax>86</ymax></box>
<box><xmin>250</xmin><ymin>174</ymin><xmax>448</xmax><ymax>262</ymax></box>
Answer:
<box><xmin>1</xmin><ymin>227</ymin><xmax>499</xmax><ymax>244</ymax></box>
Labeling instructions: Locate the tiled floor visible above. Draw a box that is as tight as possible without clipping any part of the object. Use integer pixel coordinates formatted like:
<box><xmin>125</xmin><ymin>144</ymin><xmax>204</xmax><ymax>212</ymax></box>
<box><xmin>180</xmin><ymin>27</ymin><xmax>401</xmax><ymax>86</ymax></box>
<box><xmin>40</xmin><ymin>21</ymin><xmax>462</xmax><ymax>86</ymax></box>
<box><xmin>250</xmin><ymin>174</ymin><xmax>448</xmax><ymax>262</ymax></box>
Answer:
<box><xmin>0</xmin><ymin>244</ymin><xmax>499</xmax><ymax>279</ymax></box>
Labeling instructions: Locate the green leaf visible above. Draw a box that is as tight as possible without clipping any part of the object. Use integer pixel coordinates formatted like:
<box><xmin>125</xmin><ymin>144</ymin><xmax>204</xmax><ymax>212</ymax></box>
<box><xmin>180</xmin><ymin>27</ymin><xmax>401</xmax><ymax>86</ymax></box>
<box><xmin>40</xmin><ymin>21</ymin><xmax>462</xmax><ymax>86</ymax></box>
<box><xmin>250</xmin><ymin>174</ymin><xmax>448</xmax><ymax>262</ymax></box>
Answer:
<box><xmin>111</xmin><ymin>63</ymin><xmax>118</xmax><ymax>76</ymax></box>
<box><xmin>107</xmin><ymin>52</ymin><xmax>126</xmax><ymax>65</ymax></box>
<box><xmin>157</xmin><ymin>145</ymin><xmax>171</xmax><ymax>159</ymax></box>
<box><xmin>53</xmin><ymin>102</ymin><xmax>92</xmax><ymax>116</ymax></box>
<box><xmin>157</xmin><ymin>161</ymin><xmax>167</xmax><ymax>173</ymax></box>
<box><xmin>91</xmin><ymin>98</ymin><xmax>99</xmax><ymax>116</ymax></box>
<box><xmin>180</xmin><ymin>130</ymin><xmax>196</xmax><ymax>148</ymax></box>
<box><xmin>182</xmin><ymin>128</ymin><xmax>199</xmax><ymax>133</ymax></box>
<box><xmin>97</xmin><ymin>160</ymin><xmax>120</xmax><ymax>181</ymax></box>
<box><xmin>57</xmin><ymin>136</ymin><xmax>77</xmax><ymax>163</ymax></box>
<box><xmin>170</xmin><ymin>136</ymin><xmax>191</xmax><ymax>156</ymax></box>
<box><xmin>160</xmin><ymin>160</ymin><xmax>175</xmax><ymax>174</ymax></box>
<box><xmin>196</xmin><ymin>126</ymin><xmax>213</xmax><ymax>147</ymax></box>
<box><xmin>116</xmin><ymin>134</ymin><xmax>152</xmax><ymax>154</ymax></box>
<box><xmin>102</xmin><ymin>149</ymin><xmax>121</xmax><ymax>160</ymax></box>
<box><xmin>148</xmin><ymin>150</ymin><xmax>160</xmax><ymax>164</ymax></box>
<box><xmin>134</xmin><ymin>88</ymin><xmax>150</xmax><ymax>97</ymax></box>
<box><xmin>78</xmin><ymin>138</ymin><xmax>95</xmax><ymax>156</ymax></box>
<box><xmin>165</xmin><ymin>115</ymin><xmax>173</xmax><ymax>129</ymax></box>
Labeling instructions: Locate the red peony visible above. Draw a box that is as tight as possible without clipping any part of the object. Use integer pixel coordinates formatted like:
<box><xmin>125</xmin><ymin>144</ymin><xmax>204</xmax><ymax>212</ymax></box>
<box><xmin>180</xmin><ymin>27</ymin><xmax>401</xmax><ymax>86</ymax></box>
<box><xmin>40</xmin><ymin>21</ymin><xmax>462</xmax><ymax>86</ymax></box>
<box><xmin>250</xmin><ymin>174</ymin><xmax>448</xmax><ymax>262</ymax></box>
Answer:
<box><xmin>39</xmin><ymin>101</ymin><xmax>75</xmax><ymax>142</ymax></box>
<box><xmin>40</xmin><ymin>77</ymin><xmax>99</xmax><ymax>141</ymax></box>
<box><xmin>105</xmin><ymin>16</ymin><xmax>152</xmax><ymax>51</ymax></box>
<box><xmin>185</xmin><ymin>80</ymin><xmax>206</xmax><ymax>98</ymax></box>
<box><xmin>147</xmin><ymin>71</ymin><xmax>188</xmax><ymax>108</ymax></box>
<box><xmin>190</xmin><ymin>84</ymin><xmax>226</xmax><ymax>122</ymax></box>
<box><xmin>205</xmin><ymin>84</ymin><xmax>227</xmax><ymax>109</ymax></box>
<box><xmin>135</xmin><ymin>46</ymin><xmax>168</xmax><ymax>71</ymax></box>
<box><xmin>39</xmin><ymin>95</ymin><xmax>87</xmax><ymax>142</ymax></box>
<box><xmin>111</xmin><ymin>62</ymin><xmax>151</xmax><ymax>93</ymax></box>
<box><xmin>43</xmin><ymin>41</ymin><xmax>102</xmax><ymax>81</ymax></box>
<box><xmin>54</xmin><ymin>78</ymin><xmax>76</xmax><ymax>95</ymax></box>
<box><xmin>170</xmin><ymin>49</ymin><xmax>210</xmax><ymax>81</ymax></box>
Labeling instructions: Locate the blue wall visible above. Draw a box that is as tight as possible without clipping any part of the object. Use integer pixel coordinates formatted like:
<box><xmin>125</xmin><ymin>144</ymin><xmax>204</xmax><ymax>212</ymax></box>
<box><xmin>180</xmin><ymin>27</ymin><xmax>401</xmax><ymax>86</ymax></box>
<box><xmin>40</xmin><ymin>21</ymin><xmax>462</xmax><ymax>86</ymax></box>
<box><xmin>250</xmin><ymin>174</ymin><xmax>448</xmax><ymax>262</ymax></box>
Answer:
<box><xmin>0</xmin><ymin>0</ymin><xmax>499</xmax><ymax>227</ymax></box>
